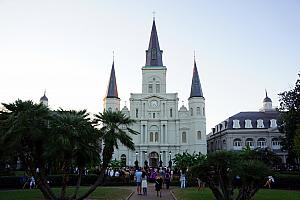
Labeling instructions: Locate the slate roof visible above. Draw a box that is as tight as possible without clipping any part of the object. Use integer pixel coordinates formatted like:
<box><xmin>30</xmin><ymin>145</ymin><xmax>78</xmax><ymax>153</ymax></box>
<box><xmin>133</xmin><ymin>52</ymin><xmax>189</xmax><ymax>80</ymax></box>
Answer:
<box><xmin>105</xmin><ymin>61</ymin><xmax>119</xmax><ymax>98</ymax></box>
<box><xmin>189</xmin><ymin>60</ymin><xmax>203</xmax><ymax>98</ymax></box>
<box><xmin>145</xmin><ymin>19</ymin><xmax>163</xmax><ymax>66</ymax></box>
<box><xmin>40</xmin><ymin>91</ymin><xmax>48</xmax><ymax>101</ymax></box>
<box><xmin>225</xmin><ymin>111</ymin><xmax>280</xmax><ymax>129</ymax></box>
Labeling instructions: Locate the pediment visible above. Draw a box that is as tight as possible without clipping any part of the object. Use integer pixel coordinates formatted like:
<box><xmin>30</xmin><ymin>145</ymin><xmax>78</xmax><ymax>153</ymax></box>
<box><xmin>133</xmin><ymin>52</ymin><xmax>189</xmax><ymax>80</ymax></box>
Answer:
<box><xmin>142</xmin><ymin>95</ymin><xmax>168</xmax><ymax>101</ymax></box>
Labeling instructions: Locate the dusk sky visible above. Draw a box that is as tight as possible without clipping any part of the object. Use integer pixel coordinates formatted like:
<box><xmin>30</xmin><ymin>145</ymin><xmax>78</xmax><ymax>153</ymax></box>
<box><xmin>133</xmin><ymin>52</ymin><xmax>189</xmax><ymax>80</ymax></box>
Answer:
<box><xmin>0</xmin><ymin>0</ymin><xmax>299</xmax><ymax>132</ymax></box>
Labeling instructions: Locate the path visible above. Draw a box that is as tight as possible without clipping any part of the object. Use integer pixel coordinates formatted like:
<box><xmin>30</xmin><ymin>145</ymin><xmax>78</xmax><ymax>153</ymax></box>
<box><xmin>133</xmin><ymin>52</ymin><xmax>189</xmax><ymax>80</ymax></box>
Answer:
<box><xmin>128</xmin><ymin>184</ymin><xmax>175</xmax><ymax>200</ymax></box>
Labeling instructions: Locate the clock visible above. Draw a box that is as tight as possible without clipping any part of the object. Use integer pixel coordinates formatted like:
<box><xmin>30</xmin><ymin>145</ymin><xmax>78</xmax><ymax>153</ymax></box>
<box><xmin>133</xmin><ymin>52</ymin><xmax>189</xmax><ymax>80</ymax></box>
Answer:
<box><xmin>150</xmin><ymin>100</ymin><xmax>158</xmax><ymax>108</ymax></box>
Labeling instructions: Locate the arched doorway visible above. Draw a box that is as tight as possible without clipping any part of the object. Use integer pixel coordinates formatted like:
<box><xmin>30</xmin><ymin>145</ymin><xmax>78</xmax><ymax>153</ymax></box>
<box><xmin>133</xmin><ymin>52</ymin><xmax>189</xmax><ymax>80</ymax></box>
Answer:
<box><xmin>120</xmin><ymin>154</ymin><xmax>126</xmax><ymax>167</ymax></box>
<box><xmin>149</xmin><ymin>152</ymin><xmax>159</xmax><ymax>167</ymax></box>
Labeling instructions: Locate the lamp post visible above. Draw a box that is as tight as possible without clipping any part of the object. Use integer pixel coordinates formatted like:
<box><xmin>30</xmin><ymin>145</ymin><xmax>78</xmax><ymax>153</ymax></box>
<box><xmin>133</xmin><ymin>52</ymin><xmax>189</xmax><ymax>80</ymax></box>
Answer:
<box><xmin>144</xmin><ymin>151</ymin><xmax>148</xmax><ymax>168</ymax></box>
<box><xmin>168</xmin><ymin>151</ymin><xmax>172</xmax><ymax>168</ymax></box>
<box><xmin>159</xmin><ymin>151</ymin><xmax>162</xmax><ymax>167</ymax></box>
<box><xmin>135</xmin><ymin>151</ymin><xmax>139</xmax><ymax>169</ymax></box>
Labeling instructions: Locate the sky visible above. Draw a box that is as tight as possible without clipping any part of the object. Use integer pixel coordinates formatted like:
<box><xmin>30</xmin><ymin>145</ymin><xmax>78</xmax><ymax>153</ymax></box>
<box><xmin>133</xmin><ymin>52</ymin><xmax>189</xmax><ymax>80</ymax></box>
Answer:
<box><xmin>0</xmin><ymin>0</ymin><xmax>299</xmax><ymax>132</ymax></box>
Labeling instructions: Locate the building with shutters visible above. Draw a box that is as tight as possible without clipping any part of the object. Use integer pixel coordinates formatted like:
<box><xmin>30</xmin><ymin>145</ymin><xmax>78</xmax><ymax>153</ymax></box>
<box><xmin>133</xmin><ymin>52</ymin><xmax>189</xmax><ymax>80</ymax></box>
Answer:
<box><xmin>207</xmin><ymin>92</ymin><xmax>287</xmax><ymax>163</ymax></box>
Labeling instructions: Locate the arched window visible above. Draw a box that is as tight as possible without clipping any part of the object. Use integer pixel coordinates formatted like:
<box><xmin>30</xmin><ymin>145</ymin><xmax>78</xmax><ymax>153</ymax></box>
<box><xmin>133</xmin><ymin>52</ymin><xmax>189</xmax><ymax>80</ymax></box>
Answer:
<box><xmin>257</xmin><ymin>138</ymin><xmax>267</xmax><ymax>148</ymax></box>
<box><xmin>156</xmin><ymin>83</ymin><xmax>160</xmax><ymax>93</ymax></box>
<box><xmin>135</xmin><ymin>108</ymin><xmax>138</xmax><ymax>118</ymax></box>
<box><xmin>245</xmin><ymin>138</ymin><xmax>254</xmax><ymax>149</ymax></box>
<box><xmin>190</xmin><ymin>108</ymin><xmax>193</xmax><ymax>116</ymax></box>
<box><xmin>151</xmin><ymin>48</ymin><xmax>157</xmax><ymax>59</ymax></box>
<box><xmin>197</xmin><ymin>131</ymin><xmax>201</xmax><ymax>140</ymax></box>
<box><xmin>120</xmin><ymin>154</ymin><xmax>126</xmax><ymax>166</ymax></box>
<box><xmin>233</xmin><ymin>138</ymin><xmax>242</xmax><ymax>150</ymax></box>
<box><xmin>148</xmin><ymin>84</ymin><xmax>153</xmax><ymax>93</ymax></box>
<box><xmin>182</xmin><ymin>132</ymin><xmax>187</xmax><ymax>143</ymax></box>
<box><xmin>196</xmin><ymin>107</ymin><xmax>201</xmax><ymax>115</ymax></box>
<box><xmin>203</xmin><ymin>107</ymin><xmax>205</xmax><ymax>116</ymax></box>
<box><xmin>155</xmin><ymin>132</ymin><xmax>159</xmax><ymax>142</ymax></box>
<box><xmin>170</xmin><ymin>108</ymin><xmax>173</xmax><ymax>118</ymax></box>
<box><xmin>153</xmin><ymin>113</ymin><xmax>155</xmax><ymax>118</ymax></box>
<box><xmin>150</xmin><ymin>132</ymin><xmax>154</xmax><ymax>142</ymax></box>
<box><xmin>272</xmin><ymin>138</ymin><xmax>281</xmax><ymax>149</ymax></box>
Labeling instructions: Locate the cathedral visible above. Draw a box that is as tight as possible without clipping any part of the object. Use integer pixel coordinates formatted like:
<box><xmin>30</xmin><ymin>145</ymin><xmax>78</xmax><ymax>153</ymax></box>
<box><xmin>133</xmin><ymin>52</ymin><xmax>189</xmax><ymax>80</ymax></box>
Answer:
<box><xmin>103</xmin><ymin>19</ymin><xmax>207</xmax><ymax>167</ymax></box>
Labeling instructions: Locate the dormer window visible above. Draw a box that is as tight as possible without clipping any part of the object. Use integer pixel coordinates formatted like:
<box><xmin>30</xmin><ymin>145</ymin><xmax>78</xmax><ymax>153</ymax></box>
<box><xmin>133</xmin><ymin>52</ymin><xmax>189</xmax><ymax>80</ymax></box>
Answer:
<box><xmin>257</xmin><ymin>119</ymin><xmax>264</xmax><ymax>128</ymax></box>
<box><xmin>245</xmin><ymin>119</ymin><xmax>252</xmax><ymax>128</ymax></box>
<box><xmin>233</xmin><ymin>120</ymin><xmax>240</xmax><ymax>128</ymax></box>
<box><xmin>270</xmin><ymin>119</ymin><xmax>277</xmax><ymax>128</ymax></box>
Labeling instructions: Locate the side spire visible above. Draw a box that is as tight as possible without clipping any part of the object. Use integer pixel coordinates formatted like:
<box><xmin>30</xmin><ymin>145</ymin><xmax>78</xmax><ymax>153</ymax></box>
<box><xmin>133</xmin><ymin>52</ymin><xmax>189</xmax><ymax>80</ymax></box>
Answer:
<box><xmin>105</xmin><ymin>59</ymin><xmax>119</xmax><ymax>98</ymax></box>
<box><xmin>145</xmin><ymin>18</ymin><xmax>163</xmax><ymax>66</ymax></box>
<box><xmin>190</xmin><ymin>57</ymin><xmax>203</xmax><ymax>98</ymax></box>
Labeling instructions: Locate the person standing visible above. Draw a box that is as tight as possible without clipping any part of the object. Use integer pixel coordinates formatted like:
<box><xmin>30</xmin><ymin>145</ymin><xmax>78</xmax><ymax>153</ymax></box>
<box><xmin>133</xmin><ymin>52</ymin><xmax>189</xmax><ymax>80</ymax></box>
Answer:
<box><xmin>180</xmin><ymin>171</ymin><xmax>186</xmax><ymax>189</ymax></box>
<box><xmin>155</xmin><ymin>175</ymin><xmax>163</xmax><ymax>197</ymax></box>
<box><xmin>135</xmin><ymin>168</ymin><xmax>143</xmax><ymax>195</ymax></box>
<box><xmin>141</xmin><ymin>173</ymin><xmax>148</xmax><ymax>196</ymax></box>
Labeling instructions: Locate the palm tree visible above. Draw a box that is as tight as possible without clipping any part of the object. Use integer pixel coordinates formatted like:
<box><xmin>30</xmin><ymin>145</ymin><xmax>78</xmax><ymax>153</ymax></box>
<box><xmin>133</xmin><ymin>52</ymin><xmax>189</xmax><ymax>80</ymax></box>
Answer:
<box><xmin>0</xmin><ymin>100</ymin><xmax>55</xmax><ymax>199</ymax></box>
<box><xmin>45</xmin><ymin>109</ymin><xmax>100</xmax><ymax>200</ymax></box>
<box><xmin>77</xmin><ymin>110</ymin><xmax>138</xmax><ymax>200</ymax></box>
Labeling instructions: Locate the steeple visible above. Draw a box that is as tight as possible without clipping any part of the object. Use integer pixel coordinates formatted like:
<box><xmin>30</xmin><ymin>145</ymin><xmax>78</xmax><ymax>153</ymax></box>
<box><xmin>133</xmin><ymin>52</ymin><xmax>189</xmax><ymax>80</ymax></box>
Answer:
<box><xmin>189</xmin><ymin>58</ymin><xmax>203</xmax><ymax>98</ymax></box>
<box><xmin>105</xmin><ymin>61</ymin><xmax>119</xmax><ymax>99</ymax></box>
<box><xmin>40</xmin><ymin>90</ymin><xmax>48</xmax><ymax>106</ymax></box>
<box><xmin>145</xmin><ymin>19</ymin><xmax>163</xmax><ymax>66</ymax></box>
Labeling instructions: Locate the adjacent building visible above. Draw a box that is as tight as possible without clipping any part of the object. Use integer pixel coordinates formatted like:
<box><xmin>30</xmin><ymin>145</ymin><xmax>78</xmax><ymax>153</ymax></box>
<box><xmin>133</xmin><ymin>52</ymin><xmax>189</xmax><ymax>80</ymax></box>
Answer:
<box><xmin>103</xmin><ymin>19</ymin><xmax>207</xmax><ymax>167</ymax></box>
<box><xmin>207</xmin><ymin>92</ymin><xmax>287</xmax><ymax>163</ymax></box>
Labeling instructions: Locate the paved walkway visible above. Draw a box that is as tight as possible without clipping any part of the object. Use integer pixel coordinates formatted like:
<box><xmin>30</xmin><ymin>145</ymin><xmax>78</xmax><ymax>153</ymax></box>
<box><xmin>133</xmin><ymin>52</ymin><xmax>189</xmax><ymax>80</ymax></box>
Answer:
<box><xmin>128</xmin><ymin>184</ymin><xmax>175</xmax><ymax>200</ymax></box>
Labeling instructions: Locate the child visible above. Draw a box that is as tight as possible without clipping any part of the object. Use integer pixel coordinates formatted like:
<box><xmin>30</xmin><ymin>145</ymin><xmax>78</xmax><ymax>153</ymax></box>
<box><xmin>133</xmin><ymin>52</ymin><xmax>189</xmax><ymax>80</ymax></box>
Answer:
<box><xmin>155</xmin><ymin>175</ymin><xmax>163</xmax><ymax>197</ymax></box>
<box><xmin>141</xmin><ymin>173</ymin><xmax>148</xmax><ymax>196</ymax></box>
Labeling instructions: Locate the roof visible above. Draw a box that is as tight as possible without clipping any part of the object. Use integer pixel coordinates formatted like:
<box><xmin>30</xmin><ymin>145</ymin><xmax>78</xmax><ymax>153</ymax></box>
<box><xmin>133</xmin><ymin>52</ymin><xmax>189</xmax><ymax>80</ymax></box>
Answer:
<box><xmin>189</xmin><ymin>60</ymin><xmax>203</xmax><ymax>98</ymax></box>
<box><xmin>105</xmin><ymin>61</ymin><xmax>119</xmax><ymax>98</ymax></box>
<box><xmin>40</xmin><ymin>91</ymin><xmax>48</xmax><ymax>101</ymax></box>
<box><xmin>145</xmin><ymin>19</ymin><xmax>163</xmax><ymax>66</ymax></box>
<box><xmin>225</xmin><ymin>111</ymin><xmax>280</xmax><ymax>129</ymax></box>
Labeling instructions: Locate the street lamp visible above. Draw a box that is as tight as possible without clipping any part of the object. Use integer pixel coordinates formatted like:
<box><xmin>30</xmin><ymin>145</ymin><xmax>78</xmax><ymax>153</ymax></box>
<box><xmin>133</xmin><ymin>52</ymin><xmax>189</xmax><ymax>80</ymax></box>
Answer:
<box><xmin>168</xmin><ymin>151</ymin><xmax>172</xmax><ymax>168</ymax></box>
<box><xmin>159</xmin><ymin>151</ymin><xmax>162</xmax><ymax>167</ymax></box>
<box><xmin>144</xmin><ymin>151</ymin><xmax>148</xmax><ymax>168</ymax></box>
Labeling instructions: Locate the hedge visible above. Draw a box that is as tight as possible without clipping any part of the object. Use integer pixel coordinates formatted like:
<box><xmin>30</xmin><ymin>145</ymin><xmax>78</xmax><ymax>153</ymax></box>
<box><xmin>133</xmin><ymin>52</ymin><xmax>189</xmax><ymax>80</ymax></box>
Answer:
<box><xmin>1</xmin><ymin>173</ymin><xmax>299</xmax><ymax>190</ymax></box>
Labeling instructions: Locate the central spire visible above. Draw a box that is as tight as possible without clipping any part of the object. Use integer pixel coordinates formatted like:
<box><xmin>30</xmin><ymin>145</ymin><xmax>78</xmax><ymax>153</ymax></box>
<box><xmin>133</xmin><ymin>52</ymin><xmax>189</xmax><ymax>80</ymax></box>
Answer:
<box><xmin>105</xmin><ymin>60</ymin><xmax>119</xmax><ymax>99</ymax></box>
<box><xmin>145</xmin><ymin>19</ymin><xmax>163</xmax><ymax>66</ymax></box>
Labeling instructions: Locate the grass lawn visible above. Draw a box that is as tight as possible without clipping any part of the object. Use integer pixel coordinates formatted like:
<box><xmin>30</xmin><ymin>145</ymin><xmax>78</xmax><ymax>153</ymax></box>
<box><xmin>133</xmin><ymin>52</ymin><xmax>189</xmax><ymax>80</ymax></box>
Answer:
<box><xmin>172</xmin><ymin>187</ymin><xmax>300</xmax><ymax>200</ymax></box>
<box><xmin>0</xmin><ymin>187</ymin><xmax>132</xmax><ymax>200</ymax></box>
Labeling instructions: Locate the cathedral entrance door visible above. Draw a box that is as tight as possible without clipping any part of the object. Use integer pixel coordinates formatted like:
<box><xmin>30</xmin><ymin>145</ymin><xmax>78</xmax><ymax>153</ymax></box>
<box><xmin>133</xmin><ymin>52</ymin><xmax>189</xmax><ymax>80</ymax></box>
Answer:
<box><xmin>149</xmin><ymin>152</ymin><xmax>159</xmax><ymax>168</ymax></box>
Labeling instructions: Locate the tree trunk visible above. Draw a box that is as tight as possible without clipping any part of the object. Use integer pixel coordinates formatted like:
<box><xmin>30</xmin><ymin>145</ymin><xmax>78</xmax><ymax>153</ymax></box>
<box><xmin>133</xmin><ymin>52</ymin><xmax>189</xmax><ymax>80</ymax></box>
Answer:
<box><xmin>71</xmin><ymin>168</ymin><xmax>83</xmax><ymax>199</ymax></box>
<box><xmin>75</xmin><ymin>163</ymin><xmax>108</xmax><ymax>200</ymax></box>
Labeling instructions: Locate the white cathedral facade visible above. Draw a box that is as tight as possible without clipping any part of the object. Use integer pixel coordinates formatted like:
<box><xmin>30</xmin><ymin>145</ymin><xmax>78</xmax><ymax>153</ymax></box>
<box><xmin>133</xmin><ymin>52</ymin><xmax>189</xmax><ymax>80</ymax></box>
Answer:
<box><xmin>103</xmin><ymin>19</ymin><xmax>207</xmax><ymax>167</ymax></box>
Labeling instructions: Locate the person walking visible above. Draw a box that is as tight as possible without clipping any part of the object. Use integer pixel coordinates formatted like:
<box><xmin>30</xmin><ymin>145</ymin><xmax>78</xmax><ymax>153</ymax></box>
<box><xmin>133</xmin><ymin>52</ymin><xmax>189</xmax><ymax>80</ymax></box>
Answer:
<box><xmin>29</xmin><ymin>176</ymin><xmax>35</xmax><ymax>189</ymax></box>
<box><xmin>264</xmin><ymin>176</ymin><xmax>275</xmax><ymax>189</ymax></box>
<box><xmin>141</xmin><ymin>173</ymin><xmax>148</xmax><ymax>196</ymax></box>
<box><xmin>134</xmin><ymin>168</ymin><xmax>143</xmax><ymax>195</ymax></box>
<box><xmin>155</xmin><ymin>175</ymin><xmax>163</xmax><ymax>197</ymax></box>
<box><xmin>165</xmin><ymin>170</ymin><xmax>171</xmax><ymax>189</ymax></box>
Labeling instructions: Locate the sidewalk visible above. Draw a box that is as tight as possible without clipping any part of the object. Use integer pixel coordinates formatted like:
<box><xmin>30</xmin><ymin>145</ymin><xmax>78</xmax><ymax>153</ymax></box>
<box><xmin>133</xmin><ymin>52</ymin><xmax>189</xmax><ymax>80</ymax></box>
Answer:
<box><xmin>128</xmin><ymin>184</ymin><xmax>175</xmax><ymax>200</ymax></box>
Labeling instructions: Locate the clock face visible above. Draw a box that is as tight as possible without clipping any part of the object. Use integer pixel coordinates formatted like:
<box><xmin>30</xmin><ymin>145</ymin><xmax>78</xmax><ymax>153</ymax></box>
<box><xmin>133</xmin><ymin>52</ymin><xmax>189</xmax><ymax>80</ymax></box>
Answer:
<box><xmin>150</xmin><ymin>100</ymin><xmax>158</xmax><ymax>108</ymax></box>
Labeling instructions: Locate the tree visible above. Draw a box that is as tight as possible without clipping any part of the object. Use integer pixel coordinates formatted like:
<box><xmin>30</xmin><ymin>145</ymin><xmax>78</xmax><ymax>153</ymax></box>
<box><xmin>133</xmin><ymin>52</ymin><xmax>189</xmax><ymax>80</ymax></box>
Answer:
<box><xmin>278</xmin><ymin>74</ymin><xmax>300</xmax><ymax>164</ymax></box>
<box><xmin>173</xmin><ymin>152</ymin><xmax>205</xmax><ymax>172</ymax></box>
<box><xmin>77</xmin><ymin>110</ymin><xmax>138</xmax><ymax>200</ymax></box>
<box><xmin>190</xmin><ymin>150</ymin><xmax>270</xmax><ymax>200</ymax></box>
<box><xmin>0</xmin><ymin>101</ymin><xmax>138</xmax><ymax>200</ymax></box>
